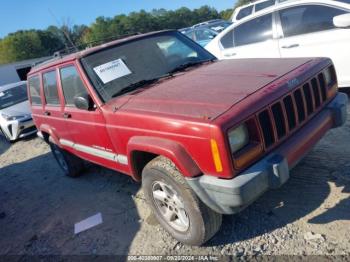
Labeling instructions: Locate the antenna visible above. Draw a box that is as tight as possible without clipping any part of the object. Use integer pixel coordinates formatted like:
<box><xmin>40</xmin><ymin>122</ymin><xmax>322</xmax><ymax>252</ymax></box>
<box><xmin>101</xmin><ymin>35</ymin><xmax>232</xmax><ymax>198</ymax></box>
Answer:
<box><xmin>48</xmin><ymin>8</ymin><xmax>78</xmax><ymax>52</ymax></box>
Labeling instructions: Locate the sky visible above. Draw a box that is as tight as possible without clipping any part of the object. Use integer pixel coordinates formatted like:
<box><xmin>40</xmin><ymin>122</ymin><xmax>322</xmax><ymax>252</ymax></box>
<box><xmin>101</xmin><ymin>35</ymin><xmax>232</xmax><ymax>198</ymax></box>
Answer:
<box><xmin>0</xmin><ymin>0</ymin><xmax>234</xmax><ymax>38</ymax></box>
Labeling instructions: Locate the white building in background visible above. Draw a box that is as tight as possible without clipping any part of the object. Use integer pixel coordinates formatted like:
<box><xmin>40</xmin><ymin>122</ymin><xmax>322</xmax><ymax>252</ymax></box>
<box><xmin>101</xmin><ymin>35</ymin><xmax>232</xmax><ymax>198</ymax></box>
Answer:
<box><xmin>0</xmin><ymin>57</ymin><xmax>49</xmax><ymax>86</ymax></box>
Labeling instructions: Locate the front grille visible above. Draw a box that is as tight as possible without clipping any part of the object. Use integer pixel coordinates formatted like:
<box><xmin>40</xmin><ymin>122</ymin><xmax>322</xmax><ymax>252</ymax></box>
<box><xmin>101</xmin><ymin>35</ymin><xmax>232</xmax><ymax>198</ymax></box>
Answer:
<box><xmin>303</xmin><ymin>83</ymin><xmax>313</xmax><ymax>116</ymax></box>
<box><xmin>19</xmin><ymin>117</ymin><xmax>33</xmax><ymax>123</ymax></box>
<box><xmin>258</xmin><ymin>110</ymin><xmax>274</xmax><ymax>148</ymax></box>
<box><xmin>258</xmin><ymin>71</ymin><xmax>330</xmax><ymax>149</ymax></box>
<box><xmin>271</xmin><ymin>102</ymin><xmax>286</xmax><ymax>139</ymax></box>
<box><xmin>20</xmin><ymin>126</ymin><xmax>37</xmax><ymax>135</ymax></box>
<box><xmin>294</xmin><ymin>89</ymin><xmax>306</xmax><ymax>123</ymax></box>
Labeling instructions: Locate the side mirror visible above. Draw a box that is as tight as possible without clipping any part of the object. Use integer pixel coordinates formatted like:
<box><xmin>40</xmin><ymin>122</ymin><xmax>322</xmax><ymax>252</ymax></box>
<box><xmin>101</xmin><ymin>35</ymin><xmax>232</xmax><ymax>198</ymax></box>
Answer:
<box><xmin>74</xmin><ymin>93</ymin><xmax>94</xmax><ymax>111</ymax></box>
<box><xmin>333</xmin><ymin>13</ymin><xmax>350</xmax><ymax>28</ymax></box>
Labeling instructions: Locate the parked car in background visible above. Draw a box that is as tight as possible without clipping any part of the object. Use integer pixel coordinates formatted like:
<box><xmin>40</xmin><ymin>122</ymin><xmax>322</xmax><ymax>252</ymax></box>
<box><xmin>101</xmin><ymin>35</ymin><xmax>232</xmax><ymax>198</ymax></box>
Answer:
<box><xmin>0</xmin><ymin>81</ymin><xmax>36</xmax><ymax>142</ymax></box>
<box><xmin>180</xmin><ymin>19</ymin><xmax>232</xmax><ymax>47</ymax></box>
<box><xmin>231</xmin><ymin>0</ymin><xmax>288</xmax><ymax>22</ymax></box>
<box><xmin>192</xmin><ymin>19</ymin><xmax>232</xmax><ymax>32</ymax></box>
<box><xmin>181</xmin><ymin>27</ymin><xmax>219</xmax><ymax>47</ymax></box>
<box><xmin>28</xmin><ymin>30</ymin><xmax>347</xmax><ymax>246</ymax></box>
<box><xmin>206</xmin><ymin>0</ymin><xmax>350</xmax><ymax>88</ymax></box>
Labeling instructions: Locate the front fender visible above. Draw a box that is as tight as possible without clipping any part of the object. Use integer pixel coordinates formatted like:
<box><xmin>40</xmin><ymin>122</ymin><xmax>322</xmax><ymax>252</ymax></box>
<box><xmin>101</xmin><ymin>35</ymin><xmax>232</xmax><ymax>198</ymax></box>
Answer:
<box><xmin>39</xmin><ymin>124</ymin><xmax>59</xmax><ymax>145</ymax></box>
<box><xmin>127</xmin><ymin>136</ymin><xmax>202</xmax><ymax>179</ymax></box>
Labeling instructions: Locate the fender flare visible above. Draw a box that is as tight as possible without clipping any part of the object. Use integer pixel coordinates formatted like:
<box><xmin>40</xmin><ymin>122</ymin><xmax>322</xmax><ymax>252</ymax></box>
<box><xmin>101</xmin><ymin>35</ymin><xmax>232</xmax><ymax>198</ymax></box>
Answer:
<box><xmin>127</xmin><ymin>136</ymin><xmax>202</xmax><ymax>180</ymax></box>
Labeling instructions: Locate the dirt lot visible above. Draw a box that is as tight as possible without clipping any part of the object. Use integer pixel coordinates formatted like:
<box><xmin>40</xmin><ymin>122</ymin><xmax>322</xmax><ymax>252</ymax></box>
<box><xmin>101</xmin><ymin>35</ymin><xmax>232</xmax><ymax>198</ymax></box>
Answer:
<box><xmin>0</xmin><ymin>99</ymin><xmax>349</xmax><ymax>257</ymax></box>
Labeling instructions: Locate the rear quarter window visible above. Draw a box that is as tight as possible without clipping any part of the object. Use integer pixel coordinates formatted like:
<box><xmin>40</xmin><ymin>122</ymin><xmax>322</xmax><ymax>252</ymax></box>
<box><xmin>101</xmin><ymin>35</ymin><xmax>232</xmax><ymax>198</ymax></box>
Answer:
<box><xmin>236</xmin><ymin>6</ymin><xmax>254</xmax><ymax>20</ymax></box>
<box><xmin>255</xmin><ymin>0</ymin><xmax>275</xmax><ymax>12</ymax></box>
<box><xmin>28</xmin><ymin>76</ymin><xmax>42</xmax><ymax>105</ymax></box>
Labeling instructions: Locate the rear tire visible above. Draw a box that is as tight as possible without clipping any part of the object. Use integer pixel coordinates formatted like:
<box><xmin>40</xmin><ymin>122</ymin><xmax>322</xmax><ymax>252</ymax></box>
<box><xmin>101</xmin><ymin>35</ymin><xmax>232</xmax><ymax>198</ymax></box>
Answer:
<box><xmin>142</xmin><ymin>156</ymin><xmax>222</xmax><ymax>246</ymax></box>
<box><xmin>49</xmin><ymin>142</ymin><xmax>84</xmax><ymax>177</ymax></box>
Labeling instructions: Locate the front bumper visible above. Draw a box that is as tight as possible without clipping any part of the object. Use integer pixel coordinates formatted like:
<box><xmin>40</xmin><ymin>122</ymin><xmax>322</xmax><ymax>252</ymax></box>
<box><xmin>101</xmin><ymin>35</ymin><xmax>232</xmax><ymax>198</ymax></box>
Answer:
<box><xmin>1</xmin><ymin>117</ymin><xmax>36</xmax><ymax>141</ymax></box>
<box><xmin>186</xmin><ymin>92</ymin><xmax>348</xmax><ymax>214</ymax></box>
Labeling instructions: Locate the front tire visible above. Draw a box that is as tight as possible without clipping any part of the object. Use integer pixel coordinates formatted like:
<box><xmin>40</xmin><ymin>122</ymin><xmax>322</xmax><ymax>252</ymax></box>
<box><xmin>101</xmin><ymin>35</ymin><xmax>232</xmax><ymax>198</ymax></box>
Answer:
<box><xmin>142</xmin><ymin>156</ymin><xmax>222</xmax><ymax>246</ymax></box>
<box><xmin>49</xmin><ymin>142</ymin><xmax>84</xmax><ymax>177</ymax></box>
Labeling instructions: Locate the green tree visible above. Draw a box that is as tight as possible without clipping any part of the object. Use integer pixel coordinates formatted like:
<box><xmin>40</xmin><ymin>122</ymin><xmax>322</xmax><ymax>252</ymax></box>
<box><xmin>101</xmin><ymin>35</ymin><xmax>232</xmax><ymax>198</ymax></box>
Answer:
<box><xmin>233</xmin><ymin>0</ymin><xmax>250</xmax><ymax>9</ymax></box>
<box><xmin>0</xmin><ymin>30</ymin><xmax>50</xmax><ymax>64</ymax></box>
<box><xmin>220</xmin><ymin>8</ymin><xmax>234</xmax><ymax>20</ymax></box>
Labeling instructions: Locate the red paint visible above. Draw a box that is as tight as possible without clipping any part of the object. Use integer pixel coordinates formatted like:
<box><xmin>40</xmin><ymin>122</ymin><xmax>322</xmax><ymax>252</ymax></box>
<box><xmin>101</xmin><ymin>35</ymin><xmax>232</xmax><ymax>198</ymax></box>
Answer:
<box><xmin>28</xmin><ymin>31</ymin><xmax>336</xmax><ymax>180</ymax></box>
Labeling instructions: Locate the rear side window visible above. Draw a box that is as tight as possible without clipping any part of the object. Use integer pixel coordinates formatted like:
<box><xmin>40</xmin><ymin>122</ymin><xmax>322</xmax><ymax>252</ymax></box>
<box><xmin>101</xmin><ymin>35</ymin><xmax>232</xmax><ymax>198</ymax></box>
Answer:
<box><xmin>236</xmin><ymin>6</ymin><xmax>254</xmax><ymax>20</ymax></box>
<box><xmin>43</xmin><ymin>71</ymin><xmax>60</xmax><ymax>105</ymax></box>
<box><xmin>28</xmin><ymin>76</ymin><xmax>42</xmax><ymax>105</ymax></box>
<box><xmin>234</xmin><ymin>14</ymin><xmax>273</xmax><ymax>46</ymax></box>
<box><xmin>255</xmin><ymin>0</ymin><xmax>275</xmax><ymax>12</ymax></box>
<box><xmin>60</xmin><ymin>66</ymin><xmax>88</xmax><ymax>106</ymax></box>
<box><xmin>279</xmin><ymin>5</ymin><xmax>347</xmax><ymax>37</ymax></box>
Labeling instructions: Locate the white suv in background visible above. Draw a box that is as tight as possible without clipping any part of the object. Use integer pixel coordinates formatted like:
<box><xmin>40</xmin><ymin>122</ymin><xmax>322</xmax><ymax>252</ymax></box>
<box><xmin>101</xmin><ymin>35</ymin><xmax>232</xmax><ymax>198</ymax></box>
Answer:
<box><xmin>206</xmin><ymin>0</ymin><xmax>350</xmax><ymax>88</ymax></box>
<box><xmin>0</xmin><ymin>81</ymin><xmax>36</xmax><ymax>142</ymax></box>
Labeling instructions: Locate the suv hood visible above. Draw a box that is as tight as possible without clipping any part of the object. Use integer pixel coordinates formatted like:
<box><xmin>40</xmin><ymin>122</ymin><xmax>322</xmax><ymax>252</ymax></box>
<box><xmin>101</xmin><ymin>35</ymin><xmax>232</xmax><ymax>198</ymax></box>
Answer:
<box><xmin>120</xmin><ymin>58</ymin><xmax>311</xmax><ymax>120</ymax></box>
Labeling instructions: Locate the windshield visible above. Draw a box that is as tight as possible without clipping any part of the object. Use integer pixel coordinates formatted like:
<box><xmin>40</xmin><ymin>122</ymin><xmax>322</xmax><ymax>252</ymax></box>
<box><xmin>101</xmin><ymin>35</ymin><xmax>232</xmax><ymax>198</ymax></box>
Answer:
<box><xmin>0</xmin><ymin>84</ymin><xmax>28</xmax><ymax>110</ymax></box>
<box><xmin>81</xmin><ymin>31</ymin><xmax>215</xmax><ymax>102</ymax></box>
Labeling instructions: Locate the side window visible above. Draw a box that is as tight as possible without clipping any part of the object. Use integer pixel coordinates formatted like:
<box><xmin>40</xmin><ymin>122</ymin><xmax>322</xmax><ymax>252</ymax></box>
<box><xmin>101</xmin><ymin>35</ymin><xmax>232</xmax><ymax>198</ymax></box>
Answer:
<box><xmin>43</xmin><ymin>71</ymin><xmax>60</xmax><ymax>105</ymax></box>
<box><xmin>60</xmin><ymin>66</ymin><xmax>88</xmax><ymax>106</ymax></box>
<box><xmin>236</xmin><ymin>6</ymin><xmax>254</xmax><ymax>20</ymax></box>
<box><xmin>28</xmin><ymin>76</ymin><xmax>42</xmax><ymax>105</ymax></box>
<box><xmin>279</xmin><ymin>5</ymin><xmax>347</xmax><ymax>37</ymax></box>
<box><xmin>255</xmin><ymin>0</ymin><xmax>275</xmax><ymax>12</ymax></box>
<box><xmin>234</xmin><ymin>14</ymin><xmax>273</xmax><ymax>47</ymax></box>
<box><xmin>220</xmin><ymin>29</ymin><xmax>234</xmax><ymax>49</ymax></box>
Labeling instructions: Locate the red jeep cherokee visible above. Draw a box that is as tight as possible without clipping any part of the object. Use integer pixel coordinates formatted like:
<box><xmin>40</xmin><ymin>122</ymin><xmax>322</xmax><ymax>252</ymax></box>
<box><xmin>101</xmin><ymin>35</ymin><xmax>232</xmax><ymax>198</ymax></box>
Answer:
<box><xmin>28</xmin><ymin>30</ymin><xmax>347</xmax><ymax>246</ymax></box>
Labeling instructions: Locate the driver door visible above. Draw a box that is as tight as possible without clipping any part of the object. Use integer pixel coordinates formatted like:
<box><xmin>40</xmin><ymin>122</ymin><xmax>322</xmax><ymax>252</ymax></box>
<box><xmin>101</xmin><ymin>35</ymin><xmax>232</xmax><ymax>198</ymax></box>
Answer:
<box><xmin>57</xmin><ymin>63</ymin><xmax>116</xmax><ymax>170</ymax></box>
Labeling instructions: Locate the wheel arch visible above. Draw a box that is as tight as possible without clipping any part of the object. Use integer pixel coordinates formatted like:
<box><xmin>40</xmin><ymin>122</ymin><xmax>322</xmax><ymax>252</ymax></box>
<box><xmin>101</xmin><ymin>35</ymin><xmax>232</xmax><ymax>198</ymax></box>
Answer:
<box><xmin>127</xmin><ymin>136</ymin><xmax>202</xmax><ymax>181</ymax></box>
<box><xmin>39</xmin><ymin>124</ymin><xmax>59</xmax><ymax>144</ymax></box>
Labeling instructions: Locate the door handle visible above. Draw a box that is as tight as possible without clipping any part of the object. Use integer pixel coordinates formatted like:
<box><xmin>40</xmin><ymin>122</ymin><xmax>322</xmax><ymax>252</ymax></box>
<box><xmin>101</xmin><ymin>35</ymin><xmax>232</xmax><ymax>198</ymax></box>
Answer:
<box><xmin>281</xmin><ymin>44</ymin><xmax>299</xmax><ymax>49</ymax></box>
<box><xmin>224</xmin><ymin>52</ymin><xmax>237</xmax><ymax>57</ymax></box>
<box><xmin>63</xmin><ymin>113</ymin><xmax>71</xmax><ymax>119</ymax></box>
<box><xmin>44</xmin><ymin>111</ymin><xmax>51</xmax><ymax>116</ymax></box>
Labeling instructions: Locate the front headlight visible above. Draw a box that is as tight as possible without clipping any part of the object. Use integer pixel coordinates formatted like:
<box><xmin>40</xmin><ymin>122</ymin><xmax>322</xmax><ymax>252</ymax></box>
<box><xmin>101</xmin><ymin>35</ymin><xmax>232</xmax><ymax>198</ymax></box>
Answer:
<box><xmin>228</xmin><ymin>124</ymin><xmax>249</xmax><ymax>153</ymax></box>
<box><xmin>1</xmin><ymin>113</ymin><xmax>25</xmax><ymax>121</ymax></box>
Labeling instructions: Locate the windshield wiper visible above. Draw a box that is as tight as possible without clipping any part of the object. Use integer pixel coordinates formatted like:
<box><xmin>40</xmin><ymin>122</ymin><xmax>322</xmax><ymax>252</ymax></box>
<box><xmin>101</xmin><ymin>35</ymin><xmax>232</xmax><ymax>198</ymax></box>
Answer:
<box><xmin>112</xmin><ymin>74</ymin><xmax>171</xmax><ymax>97</ymax></box>
<box><xmin>168</xmin><ymin>59</ymin><xmax>214</xmax><ymax>74</ymax></box>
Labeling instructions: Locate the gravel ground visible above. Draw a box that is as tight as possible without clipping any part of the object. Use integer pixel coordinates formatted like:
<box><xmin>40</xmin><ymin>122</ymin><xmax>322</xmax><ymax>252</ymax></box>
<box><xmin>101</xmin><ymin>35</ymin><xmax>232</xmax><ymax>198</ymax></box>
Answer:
<box><xmin>0</xmin><ymin>98</ymin><xmax>349</xmax><ymax>258</ymax></box>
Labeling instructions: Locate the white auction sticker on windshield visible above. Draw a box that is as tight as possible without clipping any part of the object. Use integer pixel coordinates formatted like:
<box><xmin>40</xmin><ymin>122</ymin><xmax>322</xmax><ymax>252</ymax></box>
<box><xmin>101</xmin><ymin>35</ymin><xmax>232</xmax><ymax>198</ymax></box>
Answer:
<box><xmin>93</xmin><ymin>59</ymin><xmax>132</xmax><ymax>84</ymax></box>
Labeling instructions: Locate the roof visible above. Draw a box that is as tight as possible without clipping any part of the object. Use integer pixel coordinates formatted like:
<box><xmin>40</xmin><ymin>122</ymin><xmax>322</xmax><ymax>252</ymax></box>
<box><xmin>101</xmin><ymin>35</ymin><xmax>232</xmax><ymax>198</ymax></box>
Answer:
<box><xmin>29</xmin><ymin>30</ymin><xmax>175</xmax><ymax>75</ymax></box>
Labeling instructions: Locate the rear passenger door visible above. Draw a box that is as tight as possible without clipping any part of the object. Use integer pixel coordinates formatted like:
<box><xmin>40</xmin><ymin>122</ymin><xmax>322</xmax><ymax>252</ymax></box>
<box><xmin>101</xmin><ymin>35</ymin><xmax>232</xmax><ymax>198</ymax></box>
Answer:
<box><xmin>219</xmin><ymin>13</ymin><xmax>280</xmax><ymax>59</ymax></box>
<box><xmin>58</xmin><ymin>64</ymin><xmax>116</xmax><ymax>169</ymax></box>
